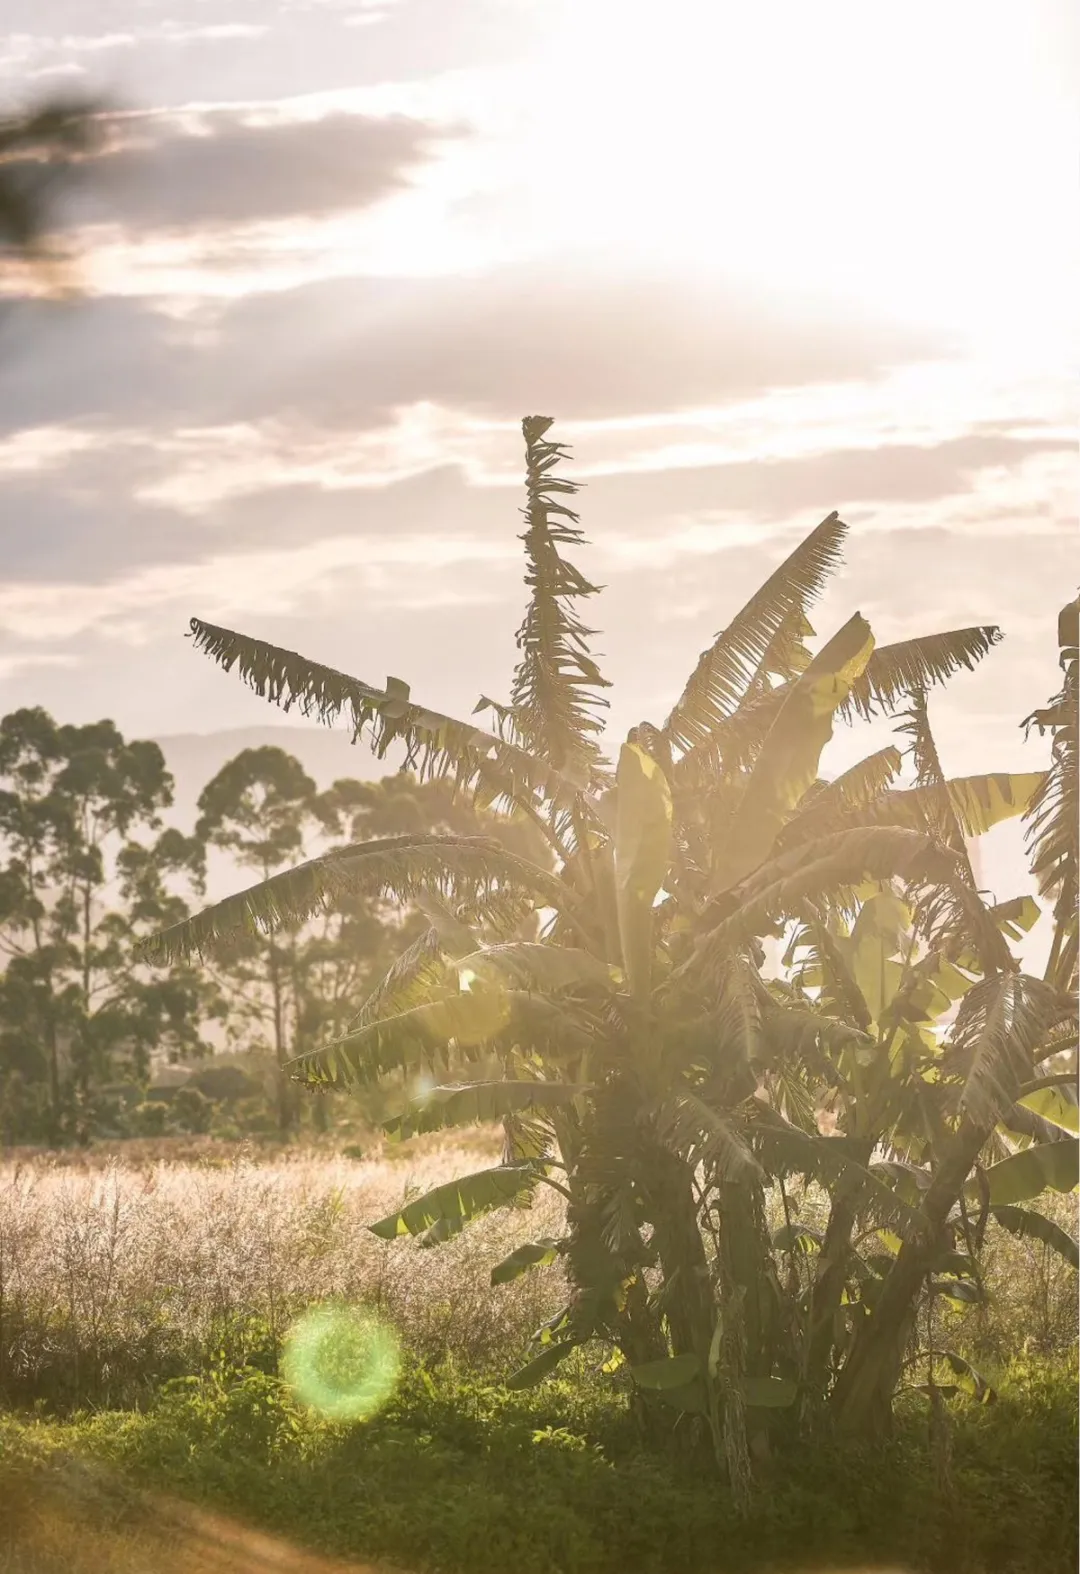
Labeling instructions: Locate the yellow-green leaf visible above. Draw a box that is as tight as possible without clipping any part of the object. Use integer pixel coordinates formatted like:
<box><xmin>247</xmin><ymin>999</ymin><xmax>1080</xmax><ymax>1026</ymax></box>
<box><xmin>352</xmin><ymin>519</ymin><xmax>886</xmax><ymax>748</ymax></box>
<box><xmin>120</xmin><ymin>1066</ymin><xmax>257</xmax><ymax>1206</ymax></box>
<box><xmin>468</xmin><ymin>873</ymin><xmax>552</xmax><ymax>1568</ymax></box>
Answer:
<box><xmin>1017</xmin><ymin>1083</ymin><xmax>1079</xmax><ymax>1135</ymax></box>
<box><xmin>943</xmin><ymin>772</ymin><xmax>1046</xmax><ymax>836</ymax></box>
<box><xmin>369</xmin><ymin>1164</ymin><xmax>542</xmax><ymax>1239</ymax></box>
<box><xmin>614</xmin><ymin>742</ymin><xmax>672</xmax><ymax>997</ymax></box>
<box><xmin>991</xmin><ymin>1206</ymin><xmax>1078</xmax><ymax>1269</ymax></box>
<box><xmin>490</xmin><ymin>1238</ymin><xmax>564</xmax><ymax>1286</ymax></box>
<box><xmin>383</xmin><ymin>1080</ymin><xmax>587</xmax><ymax>1142</ymax></box>
<box><xmin>631</xmin><ymin>1354</ymin><xmax>702</xmax><ymax>1390</ymax></box>
<box><xmin>990</xmin><ymin>894</ymin><xmax>1042</xmax><ymax>942</ymax></box>
<box><xmin>850</xmin><ymin>890</ymin><xmax>911</xmax><ymax>1025</ymax></box>
<box><xmin>717</xmin><ymin>613</ymin><xmax>875</xmax><ymax>890</ymax></box>
<box><xmin>978</xmin><ymin>1139</ymin><xmax>1079</xmax><ymax>1206</ymax></box>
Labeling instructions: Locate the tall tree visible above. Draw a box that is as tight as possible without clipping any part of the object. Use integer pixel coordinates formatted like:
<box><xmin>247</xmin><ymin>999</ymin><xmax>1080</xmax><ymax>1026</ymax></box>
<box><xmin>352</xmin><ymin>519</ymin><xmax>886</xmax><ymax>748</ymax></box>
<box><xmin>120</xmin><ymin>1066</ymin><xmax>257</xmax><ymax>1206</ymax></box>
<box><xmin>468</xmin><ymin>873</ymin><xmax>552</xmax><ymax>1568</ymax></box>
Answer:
<box><xmin>191</xmin><ymin>759</ymin><xmax>550</xmax><ymax>1139</ymax></box>
<box><xmin>194</xmin><ymin>747</ymin><xmax>320</xmax><ymax>1138</ymax></box>
<box><xmin>0</xmin><ymin>708</ymin><xmax>209</xmax><ymax>1143</ymax></box>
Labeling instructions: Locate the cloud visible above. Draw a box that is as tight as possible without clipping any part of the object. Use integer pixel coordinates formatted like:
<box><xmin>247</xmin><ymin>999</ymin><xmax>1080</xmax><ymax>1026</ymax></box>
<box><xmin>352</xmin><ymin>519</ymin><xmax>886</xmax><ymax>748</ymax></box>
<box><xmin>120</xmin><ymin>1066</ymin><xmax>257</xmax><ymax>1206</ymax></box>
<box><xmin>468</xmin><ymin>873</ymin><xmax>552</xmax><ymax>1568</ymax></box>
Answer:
<box><xmin>46</xmin><ymin>106</ymin><xmax>454</xmax><ymax>233</ymax></box>
<box><xmin>1</xmin><ymin>2</ymin><xmax>532</xmax><ymax>130</ymax></box>
<box><xmin>0</xmin><ymin>425</ymin><xmax>1068</xmax><ymax>730</ymax></box>
<box><xmin>0</xmin><ymin>261</ymin><xmax>950</xmax><ymax>445</ymax></box>
<box><xmin>1</xmin><ymin>404</ymin><xmax>1068</xmax><ymax>595</ymax></box>
<box><xmin>0</xmin><ymin>493</ymin><xmax>1065</xmax><ymax>786</ymax></box>
<box><xmin>211</xmin><ymin>264</ymin><xmax>949</xmax><ymax>426</ymax></box>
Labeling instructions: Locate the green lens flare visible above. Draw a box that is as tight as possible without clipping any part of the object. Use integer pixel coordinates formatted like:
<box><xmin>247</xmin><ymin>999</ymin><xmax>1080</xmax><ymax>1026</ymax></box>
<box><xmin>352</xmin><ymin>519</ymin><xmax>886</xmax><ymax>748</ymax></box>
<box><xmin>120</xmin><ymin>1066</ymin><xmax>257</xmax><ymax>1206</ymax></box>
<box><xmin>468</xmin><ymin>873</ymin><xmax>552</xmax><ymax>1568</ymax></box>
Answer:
<box><xmin>281</xmin><ymin>1304</ymin><xmax>400</xmax><ymax>1422</ymax></box>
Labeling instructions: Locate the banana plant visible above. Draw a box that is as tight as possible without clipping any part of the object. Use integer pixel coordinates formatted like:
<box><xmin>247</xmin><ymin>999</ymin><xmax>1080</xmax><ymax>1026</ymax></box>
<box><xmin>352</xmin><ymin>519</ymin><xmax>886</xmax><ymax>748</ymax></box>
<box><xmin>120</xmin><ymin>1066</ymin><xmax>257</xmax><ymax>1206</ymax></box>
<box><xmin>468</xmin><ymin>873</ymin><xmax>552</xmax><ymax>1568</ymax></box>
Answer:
<box><xmin>780</xmin><ymin>878</ymin><xmax>1075</xmax><ymax>1402</ymax></box>
<box><xmin>142</xmin><ymin>417</ymin><xmax>1075</xmax><ymax>1468</ymax></box>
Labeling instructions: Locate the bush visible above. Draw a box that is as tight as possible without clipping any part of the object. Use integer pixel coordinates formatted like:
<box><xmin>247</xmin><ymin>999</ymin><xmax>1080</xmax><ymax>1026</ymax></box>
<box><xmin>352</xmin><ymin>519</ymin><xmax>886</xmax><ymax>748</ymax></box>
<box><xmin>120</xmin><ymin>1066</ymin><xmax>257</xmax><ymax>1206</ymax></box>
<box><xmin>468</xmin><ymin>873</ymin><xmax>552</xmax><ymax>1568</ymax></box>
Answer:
<box><xmin>128</xmin><ymin>1101</ymin><xmax>168</xmax><ymax>1138</ymax></box>
<box><xmin>169</xmin><ymin>1087</ymin><xmax>215</xmax><ymax>1135</ymax></box>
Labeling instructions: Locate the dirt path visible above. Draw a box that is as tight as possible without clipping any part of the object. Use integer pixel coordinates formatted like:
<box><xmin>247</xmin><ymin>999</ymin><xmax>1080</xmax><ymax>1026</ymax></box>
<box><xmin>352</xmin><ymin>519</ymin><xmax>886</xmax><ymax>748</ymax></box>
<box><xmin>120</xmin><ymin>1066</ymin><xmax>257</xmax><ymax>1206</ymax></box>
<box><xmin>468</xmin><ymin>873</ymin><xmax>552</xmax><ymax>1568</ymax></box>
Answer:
<box><xmin>2</xmin><ymin>1458</ymin><xmax>409</xmax><ymax>1574</ymax></box>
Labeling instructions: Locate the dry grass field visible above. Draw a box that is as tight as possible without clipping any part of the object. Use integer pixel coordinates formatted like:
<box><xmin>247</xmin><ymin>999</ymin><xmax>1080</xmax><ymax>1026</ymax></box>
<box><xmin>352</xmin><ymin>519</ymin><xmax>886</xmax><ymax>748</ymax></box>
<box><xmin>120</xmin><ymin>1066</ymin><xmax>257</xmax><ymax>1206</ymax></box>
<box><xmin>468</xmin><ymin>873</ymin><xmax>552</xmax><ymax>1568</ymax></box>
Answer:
<box><xmin>0</xmin><ymin>1133</ymin><xmax>571</xmax><ymax>1410</ymax></box>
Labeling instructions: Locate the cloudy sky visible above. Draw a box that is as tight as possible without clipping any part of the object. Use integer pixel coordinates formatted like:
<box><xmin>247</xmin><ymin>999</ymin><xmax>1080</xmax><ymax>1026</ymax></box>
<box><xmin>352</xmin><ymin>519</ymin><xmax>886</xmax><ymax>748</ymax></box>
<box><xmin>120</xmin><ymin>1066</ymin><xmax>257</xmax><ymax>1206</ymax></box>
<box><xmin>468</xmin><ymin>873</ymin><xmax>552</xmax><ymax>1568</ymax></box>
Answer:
<box><xmin>0</xmin><ymin>0</ymin><xmax>1075</xmax><ymax>807</ymax></box>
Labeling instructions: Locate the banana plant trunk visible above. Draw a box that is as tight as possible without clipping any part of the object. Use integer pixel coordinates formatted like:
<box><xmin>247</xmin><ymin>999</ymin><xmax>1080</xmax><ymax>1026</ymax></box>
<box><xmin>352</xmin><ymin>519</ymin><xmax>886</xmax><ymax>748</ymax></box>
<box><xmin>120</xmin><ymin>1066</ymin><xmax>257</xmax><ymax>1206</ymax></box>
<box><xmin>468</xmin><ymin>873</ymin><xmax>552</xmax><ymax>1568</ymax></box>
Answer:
<box><xmin>806</xmin><ymin>1145</ymin><xmax>874</xmax><ymax>1394</ymax></box>
<box><xmin>830</xmin><ymin>1118</ymin><xmax>988</xmax><ymax>1434</ymax></box>
<box><xmin>644</xmin><ymin>1145</ymin><xmax>716</xmax><ymax>1364</ymax></box>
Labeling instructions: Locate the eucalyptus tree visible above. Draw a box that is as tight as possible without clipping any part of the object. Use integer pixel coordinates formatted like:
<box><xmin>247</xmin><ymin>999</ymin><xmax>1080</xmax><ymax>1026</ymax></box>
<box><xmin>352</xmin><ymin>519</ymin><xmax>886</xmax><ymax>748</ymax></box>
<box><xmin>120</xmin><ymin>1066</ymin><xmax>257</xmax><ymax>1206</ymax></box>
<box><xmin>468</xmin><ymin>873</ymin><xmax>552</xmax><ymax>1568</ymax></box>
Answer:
<box><xmin>0</xmin><ymin>708</ymin><xmax>209</xmax><ymax>1143</ymax></box>
<box><xmin>193</xmin><ymin>755</ymin><xmax>550</xmax><ymax>1138</ymax></box>
<box><xmin>195</xmin><ymin>746</ymin><xmax>323</xmax><ymax>1137</ymax></box>
<box><xmin>144</xmin><ymin>418</ymin><xmax>1076</xmax><ymax>1469</ymax></box>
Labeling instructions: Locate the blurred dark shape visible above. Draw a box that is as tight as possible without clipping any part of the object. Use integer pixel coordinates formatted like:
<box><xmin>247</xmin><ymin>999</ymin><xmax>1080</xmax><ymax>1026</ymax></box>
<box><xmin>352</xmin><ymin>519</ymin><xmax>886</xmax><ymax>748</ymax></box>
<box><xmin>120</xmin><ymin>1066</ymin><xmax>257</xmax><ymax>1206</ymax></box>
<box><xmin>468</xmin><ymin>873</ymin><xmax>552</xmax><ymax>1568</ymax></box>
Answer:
<box><xmin>0</xmin><ymin>93</ymin><xmax>106</xmax><ymax>288</ymax></box>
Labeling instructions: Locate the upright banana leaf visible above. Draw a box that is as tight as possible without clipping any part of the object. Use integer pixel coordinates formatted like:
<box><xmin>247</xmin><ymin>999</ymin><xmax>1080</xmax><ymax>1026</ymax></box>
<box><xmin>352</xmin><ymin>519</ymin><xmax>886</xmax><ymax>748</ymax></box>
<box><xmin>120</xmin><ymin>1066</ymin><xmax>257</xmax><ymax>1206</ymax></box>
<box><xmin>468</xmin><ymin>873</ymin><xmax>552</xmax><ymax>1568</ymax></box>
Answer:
<box><xmin>846</xmin><ymin>890</ymin><xmax>912</xmax><ymax>1027</ymax></box>
<box><xmin>714</xmin><ymin>613</ymin><xmax>875</xmax><ymax>892</ymax></box>
<box><xmin>663</xmin><ymin>511</ymin><xmax>847</xmax><ymax>754</ymax></box>
<box><xmin>614</xmin><ymin>742</ymin><xmax>673</xmax><ymax>997</ymax></box>
<box><xmin>780</xmin><ymin>748</ymin><xmax>904</xmax><ymax>846</ymax></box>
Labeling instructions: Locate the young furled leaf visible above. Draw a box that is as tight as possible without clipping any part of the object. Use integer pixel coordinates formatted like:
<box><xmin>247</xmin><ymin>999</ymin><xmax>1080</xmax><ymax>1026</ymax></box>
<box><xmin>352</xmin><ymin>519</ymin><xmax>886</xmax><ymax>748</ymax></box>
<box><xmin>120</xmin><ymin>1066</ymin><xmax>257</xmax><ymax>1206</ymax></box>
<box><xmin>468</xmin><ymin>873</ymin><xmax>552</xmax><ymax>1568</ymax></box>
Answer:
<box><xmin>614</xmin><ymin>742</ymin><xmax>673</xmax><ymax>997</ymax></box>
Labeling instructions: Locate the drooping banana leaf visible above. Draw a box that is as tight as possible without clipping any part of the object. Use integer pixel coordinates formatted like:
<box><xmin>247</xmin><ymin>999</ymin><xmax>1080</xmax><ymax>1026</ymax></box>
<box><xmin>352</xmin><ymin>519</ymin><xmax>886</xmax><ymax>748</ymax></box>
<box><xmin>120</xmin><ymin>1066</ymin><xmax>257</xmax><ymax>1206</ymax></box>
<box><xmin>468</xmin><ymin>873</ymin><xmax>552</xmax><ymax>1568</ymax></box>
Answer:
<box><xmin>139</xmin><ymin>834</ymin><xmax>568</xmax><ymax>964</ymax></box>
<box><xmin>505</xmin><ymin>1340</ymin><xmax>578</xmax><ymax>1389</ymax></box>
<box><xmin>696</xmin><ymin>828</ymin><xmax>961</xmax><ymax>962</ymax></box>
<box><xmin>855</xmin><ymin>772</ymin><xmax>1046</xmax><ymax>839</ymax></box>
<box><xmin>990</xmin><ymin>1205</ymin><xmax>1078</xmax><ymax>1269</ymax></box>
<box><xmin>383</xmin><ymin>1079</ymin><xmax>588</xmax><ymax>1141</ymax></box>
<box><xmin>291</xmin><ymin>990</ymin><xmax>594</xmax><ymax>1087</ymax></box>
<box><xmin>453</xmin><ymin>941</ymin><xmax>615</xmax><ymax>993</ymax></box>
<box><xmin>1016</xmin><ymin>1080</ymin><xmax>1079</xmax><ymax>1134</ymax></box>
<box><xmin>840</xmin><ymin>626</ymin><xmax>1002</xmax><ymax>721</ymax></box>
<box><xmin>189</xmin><ymin>616</ymin><xmax>597</xmax><ymax>795</ymax></box>
<box><xmin>491</xmin><ymin>1238</ymin><xmax>565</xmax><ymax>1286</ymax></box>
<box><xmin>951</xmin><ymin>973</ymin><xmax>1073</xmax><ymax>1127</ymax></box>
<box><xmin>369</xmin><ymin>1162</ymin><xmax>546</xmax><ymax>1240</ymax></box>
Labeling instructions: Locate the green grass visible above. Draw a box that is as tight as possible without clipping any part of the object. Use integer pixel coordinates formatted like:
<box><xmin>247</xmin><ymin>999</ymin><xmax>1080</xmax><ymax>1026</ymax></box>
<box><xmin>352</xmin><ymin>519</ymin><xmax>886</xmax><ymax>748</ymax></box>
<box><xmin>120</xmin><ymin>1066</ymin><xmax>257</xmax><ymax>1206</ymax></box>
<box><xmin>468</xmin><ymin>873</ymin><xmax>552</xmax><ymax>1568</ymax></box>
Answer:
<box><xmin>3</xmin><ymin>1352</ymin><xmax>1076</xmax><ymax>1574</ymax></box>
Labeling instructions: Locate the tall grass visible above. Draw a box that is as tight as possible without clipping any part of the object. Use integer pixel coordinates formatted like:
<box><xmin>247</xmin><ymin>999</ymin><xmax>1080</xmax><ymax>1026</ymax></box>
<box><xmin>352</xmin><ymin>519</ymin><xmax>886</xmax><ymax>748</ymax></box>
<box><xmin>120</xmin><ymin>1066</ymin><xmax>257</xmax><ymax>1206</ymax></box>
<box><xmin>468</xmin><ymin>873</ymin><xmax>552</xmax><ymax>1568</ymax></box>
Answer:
<box><xmin>0</xmin><ymin>1138</ymin><xmax>1074</xmax><ymax>1411</ymax></box>
<box><xmin>0</xmin><ymin>1135</ymin><xmax>565</xmax><ymax>1410</ymax></box>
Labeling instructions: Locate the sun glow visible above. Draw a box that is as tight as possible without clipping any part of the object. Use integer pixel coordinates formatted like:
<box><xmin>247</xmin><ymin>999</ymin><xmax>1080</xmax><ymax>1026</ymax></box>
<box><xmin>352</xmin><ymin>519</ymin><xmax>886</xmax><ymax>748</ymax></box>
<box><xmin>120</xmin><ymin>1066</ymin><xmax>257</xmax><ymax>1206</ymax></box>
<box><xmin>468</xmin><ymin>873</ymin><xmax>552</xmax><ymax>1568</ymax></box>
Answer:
<box><xmin>514</xmin><ymin>0</ymin><xmax>1077</xmax><ymax>353</ymax></box>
